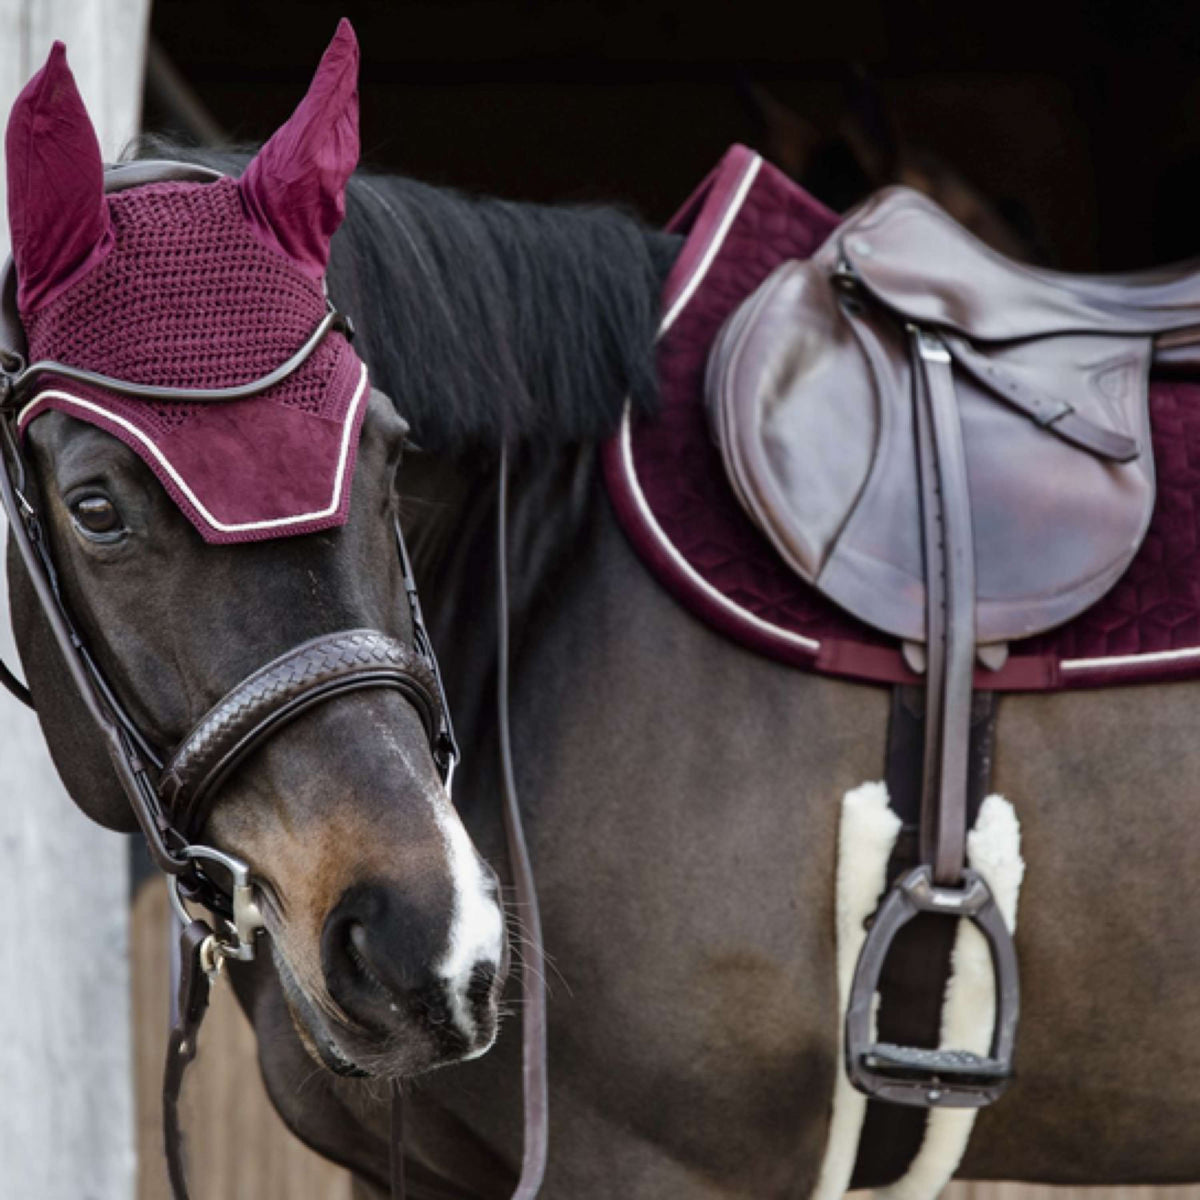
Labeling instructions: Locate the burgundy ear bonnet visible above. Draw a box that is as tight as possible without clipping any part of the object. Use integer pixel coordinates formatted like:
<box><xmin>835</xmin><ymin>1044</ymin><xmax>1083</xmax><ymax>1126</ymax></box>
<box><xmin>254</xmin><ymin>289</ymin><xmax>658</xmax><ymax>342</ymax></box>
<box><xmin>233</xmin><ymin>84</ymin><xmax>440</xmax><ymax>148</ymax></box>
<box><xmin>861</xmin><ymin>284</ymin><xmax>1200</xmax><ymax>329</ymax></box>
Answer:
<box><xmin>5</xmin><ymin>22</ymin><xmax>368</xmax><ymax>544</ymax></box>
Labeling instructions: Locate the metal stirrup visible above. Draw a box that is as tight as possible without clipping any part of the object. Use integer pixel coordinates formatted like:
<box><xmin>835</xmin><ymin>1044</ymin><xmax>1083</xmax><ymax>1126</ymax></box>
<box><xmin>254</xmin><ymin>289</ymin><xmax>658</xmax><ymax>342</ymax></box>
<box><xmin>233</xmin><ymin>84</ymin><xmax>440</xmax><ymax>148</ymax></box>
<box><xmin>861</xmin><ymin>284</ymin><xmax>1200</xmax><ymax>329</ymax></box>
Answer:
<box><xmin>843</xmin><ymin>326</ymin><xmax>1020</xmax><ymax>1110</ymax></box>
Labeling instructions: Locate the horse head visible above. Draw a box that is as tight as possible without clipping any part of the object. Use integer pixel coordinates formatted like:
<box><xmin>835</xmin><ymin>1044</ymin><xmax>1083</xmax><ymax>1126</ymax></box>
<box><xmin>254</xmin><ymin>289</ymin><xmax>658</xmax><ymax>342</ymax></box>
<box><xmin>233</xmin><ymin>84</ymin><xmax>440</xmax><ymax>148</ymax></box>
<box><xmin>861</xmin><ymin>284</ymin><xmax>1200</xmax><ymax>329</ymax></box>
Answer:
<box><xmin>3</xmin><ymin>23</ymin><xmax>506</xmax><ymax>1080</ymax></box>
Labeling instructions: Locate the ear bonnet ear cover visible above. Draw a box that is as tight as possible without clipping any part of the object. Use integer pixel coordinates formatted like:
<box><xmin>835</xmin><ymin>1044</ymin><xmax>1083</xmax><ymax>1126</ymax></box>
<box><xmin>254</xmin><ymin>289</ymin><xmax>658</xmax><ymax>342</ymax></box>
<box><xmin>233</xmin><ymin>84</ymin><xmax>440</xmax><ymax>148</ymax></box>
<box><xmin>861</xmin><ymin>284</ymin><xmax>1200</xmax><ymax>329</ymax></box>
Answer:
<box><xmin>5</xmin><ymin>21</ymin><xmax>371</xmax><ymax>545</ymax></box>
<box><xmin>5</xmin><ymin>41</ymin><xmax>112</xmax><ymax>313</ymax></box>
<box><xmin>239</xmin><ymin>18</ymin><xmax>359</xmax><ymax>278</ymax></box>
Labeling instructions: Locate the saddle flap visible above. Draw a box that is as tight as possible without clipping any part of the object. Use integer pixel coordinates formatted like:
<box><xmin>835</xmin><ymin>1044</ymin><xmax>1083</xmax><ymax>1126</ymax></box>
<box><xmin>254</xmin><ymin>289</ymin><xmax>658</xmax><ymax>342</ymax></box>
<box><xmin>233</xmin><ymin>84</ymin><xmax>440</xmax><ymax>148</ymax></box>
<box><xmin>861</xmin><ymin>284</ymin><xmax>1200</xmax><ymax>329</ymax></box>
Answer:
<box><xmin>706</xmin><ymin>258</ymin><xmax>879</xmax><ymax>584</ymax></box>
<box><xmin>706</xmin><ymin>251</ymin><xmax>1157</xmax><ymax>645</ymax></box>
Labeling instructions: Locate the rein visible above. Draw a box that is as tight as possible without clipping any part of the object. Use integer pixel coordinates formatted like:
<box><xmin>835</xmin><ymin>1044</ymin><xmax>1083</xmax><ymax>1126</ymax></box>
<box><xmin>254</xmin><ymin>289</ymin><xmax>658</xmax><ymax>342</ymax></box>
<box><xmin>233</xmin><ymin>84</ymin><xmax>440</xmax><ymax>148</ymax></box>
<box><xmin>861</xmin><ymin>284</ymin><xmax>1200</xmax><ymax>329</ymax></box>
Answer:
<box><xmin>0</xmin><ymin>160</ymin><xmax>547</xmax><ymax>1199</ymax></box>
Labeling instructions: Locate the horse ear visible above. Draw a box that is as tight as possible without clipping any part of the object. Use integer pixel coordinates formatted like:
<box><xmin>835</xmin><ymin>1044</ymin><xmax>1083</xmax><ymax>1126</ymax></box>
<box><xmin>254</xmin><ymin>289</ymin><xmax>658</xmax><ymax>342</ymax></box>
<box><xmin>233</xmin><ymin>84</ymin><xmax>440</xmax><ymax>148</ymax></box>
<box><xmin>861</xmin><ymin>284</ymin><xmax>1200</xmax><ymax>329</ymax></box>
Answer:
<box><xmin>239</xmin><ymin>18</ymin><xmax>360</xmax><ymax>279</ymax></box>
<box><xmin>5</xmin><ymin>41</ymin><xmax>110</xmax><ymax>313</ymax></box>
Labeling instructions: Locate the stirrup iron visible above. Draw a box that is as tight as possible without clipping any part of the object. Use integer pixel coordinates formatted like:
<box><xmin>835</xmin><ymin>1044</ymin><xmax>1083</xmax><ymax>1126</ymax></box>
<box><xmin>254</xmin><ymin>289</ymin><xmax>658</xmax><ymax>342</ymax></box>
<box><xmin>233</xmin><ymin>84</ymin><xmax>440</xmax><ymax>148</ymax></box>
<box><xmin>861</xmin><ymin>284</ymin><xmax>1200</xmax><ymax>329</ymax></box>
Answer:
<box><xmin>844</xmin><ymin>864</ymin><xmax>1019</xmax><ymax>1108</ymax></box>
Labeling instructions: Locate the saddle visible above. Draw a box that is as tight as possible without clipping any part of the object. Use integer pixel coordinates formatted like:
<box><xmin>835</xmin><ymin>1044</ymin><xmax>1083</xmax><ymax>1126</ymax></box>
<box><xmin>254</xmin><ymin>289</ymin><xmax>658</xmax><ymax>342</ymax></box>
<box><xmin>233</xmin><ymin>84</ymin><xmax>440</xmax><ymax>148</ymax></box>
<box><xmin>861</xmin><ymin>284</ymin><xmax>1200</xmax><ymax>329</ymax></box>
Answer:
<box><xmin>707</xmin><ymin>182</ymin><xmax>1200</xmax><ymax>1107</ymax></box>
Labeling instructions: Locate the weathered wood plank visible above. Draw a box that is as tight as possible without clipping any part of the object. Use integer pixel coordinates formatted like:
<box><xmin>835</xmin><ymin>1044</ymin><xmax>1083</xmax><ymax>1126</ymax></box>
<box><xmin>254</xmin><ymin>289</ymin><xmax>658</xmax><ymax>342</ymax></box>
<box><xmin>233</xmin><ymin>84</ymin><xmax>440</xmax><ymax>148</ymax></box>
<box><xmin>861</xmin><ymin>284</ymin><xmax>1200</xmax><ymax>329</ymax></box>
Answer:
<box><xmin>133</xmin><ymin>878</ymin><xmax>354</xmax><ymax>1200</ymax></box>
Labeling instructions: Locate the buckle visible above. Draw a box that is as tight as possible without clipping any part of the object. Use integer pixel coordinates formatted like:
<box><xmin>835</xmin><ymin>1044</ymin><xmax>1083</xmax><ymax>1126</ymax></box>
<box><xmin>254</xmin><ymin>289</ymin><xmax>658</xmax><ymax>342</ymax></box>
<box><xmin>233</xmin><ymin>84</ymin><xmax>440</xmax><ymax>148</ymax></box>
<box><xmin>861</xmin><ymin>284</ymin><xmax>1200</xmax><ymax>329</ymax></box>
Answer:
<box><xmin>910</xmin><ymin>325</ymin><xmax>953</xmax><ymax>364</ymax></box>
<box><xmin>831</xmin><ymin>250</ymin><xmax>860</xmax><ymax>294</ymax></box>
<box><xmin>168</xmin><ymin>844</ymin><xmax>264</xmax><ymax>964</ymax></box>
<box><xmin>845</xmin><ymin>865</ymin><xmax>1019</xmax><ymax>1108</ymax></box>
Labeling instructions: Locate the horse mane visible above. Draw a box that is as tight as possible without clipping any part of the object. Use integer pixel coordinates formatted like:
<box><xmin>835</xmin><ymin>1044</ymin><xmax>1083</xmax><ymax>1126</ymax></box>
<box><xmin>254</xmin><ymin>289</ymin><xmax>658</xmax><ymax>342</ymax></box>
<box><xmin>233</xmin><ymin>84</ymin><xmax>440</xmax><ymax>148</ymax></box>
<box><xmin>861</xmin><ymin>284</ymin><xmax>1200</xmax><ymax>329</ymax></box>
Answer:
<box><xmin>132</xmin><ymin>138</ymin><xmax>676</xmax><ymax>453</ymax></box>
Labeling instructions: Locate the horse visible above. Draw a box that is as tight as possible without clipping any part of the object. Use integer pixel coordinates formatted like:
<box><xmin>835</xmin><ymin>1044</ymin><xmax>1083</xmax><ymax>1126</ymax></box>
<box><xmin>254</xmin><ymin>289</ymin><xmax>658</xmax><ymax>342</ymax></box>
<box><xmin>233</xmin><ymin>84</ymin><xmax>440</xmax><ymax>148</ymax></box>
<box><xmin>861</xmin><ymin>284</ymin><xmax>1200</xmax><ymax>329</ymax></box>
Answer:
<box><xmin>7</xmin><ymin>22</ymin><xmax>1200</xmax><ymax>1200</ymax></box>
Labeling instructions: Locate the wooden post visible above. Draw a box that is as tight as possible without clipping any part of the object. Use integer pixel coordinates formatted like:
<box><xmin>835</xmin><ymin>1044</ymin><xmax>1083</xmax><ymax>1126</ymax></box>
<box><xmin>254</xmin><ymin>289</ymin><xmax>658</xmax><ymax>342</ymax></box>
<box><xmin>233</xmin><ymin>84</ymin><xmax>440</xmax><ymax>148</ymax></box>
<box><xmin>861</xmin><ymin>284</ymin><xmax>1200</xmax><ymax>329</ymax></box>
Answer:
<box><xmin>0</xmin><ymin>2</ymin><xmax>148</xmax><ymax>1197</ymax></box>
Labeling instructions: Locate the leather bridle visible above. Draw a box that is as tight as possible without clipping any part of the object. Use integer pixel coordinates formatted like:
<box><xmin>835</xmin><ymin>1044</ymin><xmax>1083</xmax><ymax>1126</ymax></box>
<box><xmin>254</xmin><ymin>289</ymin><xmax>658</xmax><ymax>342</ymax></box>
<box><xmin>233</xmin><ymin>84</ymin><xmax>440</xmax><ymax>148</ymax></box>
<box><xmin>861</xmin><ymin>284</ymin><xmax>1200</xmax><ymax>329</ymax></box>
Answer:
<box><xmin>0</xmin><ymin>161</ymin><xmax>547</xmax><ymax>1199</ymax></box>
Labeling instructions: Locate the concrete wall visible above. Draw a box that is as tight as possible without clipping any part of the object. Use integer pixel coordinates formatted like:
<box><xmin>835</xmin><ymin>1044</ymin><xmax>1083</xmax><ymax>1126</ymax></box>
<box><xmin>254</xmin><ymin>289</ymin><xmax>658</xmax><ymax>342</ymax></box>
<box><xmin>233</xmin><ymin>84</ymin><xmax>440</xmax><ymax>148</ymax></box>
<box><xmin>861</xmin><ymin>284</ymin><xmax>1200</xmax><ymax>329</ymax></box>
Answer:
<box><xmin>0</xmin><ymin>3</ymin><xmax>148</xmax><ymax>1197</ymax></box>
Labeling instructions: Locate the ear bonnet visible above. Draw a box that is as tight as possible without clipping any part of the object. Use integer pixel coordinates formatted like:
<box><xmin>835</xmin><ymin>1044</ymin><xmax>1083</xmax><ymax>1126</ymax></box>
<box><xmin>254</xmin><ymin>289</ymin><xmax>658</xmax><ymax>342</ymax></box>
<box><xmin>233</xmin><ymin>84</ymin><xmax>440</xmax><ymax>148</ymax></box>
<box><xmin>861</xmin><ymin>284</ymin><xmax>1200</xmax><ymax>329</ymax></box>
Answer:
<box><xmin>4</xmin><ymin>21</ymin><xmax>367</xmax><ymax>543</ymax></box>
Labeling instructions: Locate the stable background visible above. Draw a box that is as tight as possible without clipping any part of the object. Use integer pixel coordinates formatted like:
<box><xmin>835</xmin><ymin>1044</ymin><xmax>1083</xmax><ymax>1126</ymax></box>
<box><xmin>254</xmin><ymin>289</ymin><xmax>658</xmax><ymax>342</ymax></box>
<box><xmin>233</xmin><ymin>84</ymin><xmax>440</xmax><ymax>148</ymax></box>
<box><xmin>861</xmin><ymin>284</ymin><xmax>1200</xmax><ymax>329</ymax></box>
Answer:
<box><xmin>148</xmin><ymin>0</ymin><xmax>1200</xmax><ymax>270</ymax></box>
<box><xmin>6</xmin><ymin>0</ymin><xmax>1200</xmax><ymax>1197</ymax></box>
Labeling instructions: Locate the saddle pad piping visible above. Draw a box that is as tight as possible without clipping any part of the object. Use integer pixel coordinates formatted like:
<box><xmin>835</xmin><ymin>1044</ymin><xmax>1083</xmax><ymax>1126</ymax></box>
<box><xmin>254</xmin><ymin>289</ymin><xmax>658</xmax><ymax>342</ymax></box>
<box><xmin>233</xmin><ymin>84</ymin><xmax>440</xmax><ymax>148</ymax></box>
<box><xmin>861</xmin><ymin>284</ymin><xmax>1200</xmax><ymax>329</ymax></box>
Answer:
<box><xmin>16</xmin><ymin>361</ymin><xmax>369</xmax><ymax>535</ymax></box>
<box><xmin>609</xmin><ymin>412</ymin><xmax>821</xmax><ymax>658</ymax></box>
<box><xmin>660</xmin><ymin>154</ymin><xmax>762</xmax><ymax>334</ymax></box>
<box><xmin>607</xmin><ymin>146</ymin><xmax>821</xmax><ymax>661</ymax></box>
<box><xmin>1060</xmin><ymin>644</ymin><xmax>1200</xmax><ymax>675</ymax></box>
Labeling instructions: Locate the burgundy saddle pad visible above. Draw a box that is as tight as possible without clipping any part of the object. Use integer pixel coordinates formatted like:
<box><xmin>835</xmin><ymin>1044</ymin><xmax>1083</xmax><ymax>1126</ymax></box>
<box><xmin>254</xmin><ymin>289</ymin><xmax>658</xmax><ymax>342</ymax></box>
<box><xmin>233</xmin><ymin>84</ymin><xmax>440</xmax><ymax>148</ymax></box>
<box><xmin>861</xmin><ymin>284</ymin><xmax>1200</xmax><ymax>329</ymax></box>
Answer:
<box><xmin>603</xmin><ymin>145</ymin><xmax>1200</xmax><ymax>691</ymax></box>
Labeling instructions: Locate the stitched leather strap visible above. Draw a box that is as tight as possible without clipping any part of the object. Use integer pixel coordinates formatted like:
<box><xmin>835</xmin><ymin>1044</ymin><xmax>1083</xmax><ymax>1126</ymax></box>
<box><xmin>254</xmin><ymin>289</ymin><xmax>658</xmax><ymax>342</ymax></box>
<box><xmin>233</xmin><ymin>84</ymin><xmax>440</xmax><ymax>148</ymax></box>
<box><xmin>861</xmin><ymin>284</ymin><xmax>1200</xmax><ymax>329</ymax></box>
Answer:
<box><xmin>496</xmin><ymin>452</ymin><xmax>550</xmax><ymax>1198</ymax></box>
<box><xmin>943</xmin><ymin>333</ymin><xmax>1140</xmax><ymax>462</ymax></box>
<box><xmin>159</xmin><ymin>629</ymin><xmax>442</xmax><ymax>838</ymax></box>
<box><xmin>164</xmin><ymin>920</ymin><xmax>215</xmax><ymax>1200</ymax></box>
<box><xmin>911</xmin><ymin>329</ymin><xmax>975</xmax><ymax>884</ymax></box>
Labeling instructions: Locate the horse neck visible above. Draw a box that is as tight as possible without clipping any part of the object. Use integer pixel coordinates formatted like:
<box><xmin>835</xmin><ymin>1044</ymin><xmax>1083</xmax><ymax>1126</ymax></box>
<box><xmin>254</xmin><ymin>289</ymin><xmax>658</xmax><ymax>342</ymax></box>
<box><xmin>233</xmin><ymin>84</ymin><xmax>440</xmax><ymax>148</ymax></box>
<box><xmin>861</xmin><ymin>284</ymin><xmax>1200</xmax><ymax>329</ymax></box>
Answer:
<box><xmin>403</xmin><ymin>445</ymin><xmax>600</xmax><ymax>812</ymax></box>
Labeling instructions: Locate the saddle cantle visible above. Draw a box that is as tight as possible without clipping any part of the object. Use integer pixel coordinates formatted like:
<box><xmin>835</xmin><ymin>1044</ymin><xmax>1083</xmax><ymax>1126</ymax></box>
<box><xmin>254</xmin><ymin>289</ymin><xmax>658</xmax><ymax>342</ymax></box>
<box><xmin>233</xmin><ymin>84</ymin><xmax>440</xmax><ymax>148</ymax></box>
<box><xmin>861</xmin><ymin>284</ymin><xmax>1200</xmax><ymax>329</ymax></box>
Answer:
<box><xmin>706</xmin><ymin>184</ymin><xmax>1200</xmax><ymax>648</ymax></box>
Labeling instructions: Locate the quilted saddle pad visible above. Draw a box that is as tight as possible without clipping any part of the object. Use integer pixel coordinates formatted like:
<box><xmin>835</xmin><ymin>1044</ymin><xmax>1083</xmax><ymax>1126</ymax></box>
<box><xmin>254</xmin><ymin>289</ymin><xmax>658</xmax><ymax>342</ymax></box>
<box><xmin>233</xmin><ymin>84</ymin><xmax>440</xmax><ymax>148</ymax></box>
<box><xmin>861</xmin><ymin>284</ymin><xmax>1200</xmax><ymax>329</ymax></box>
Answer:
<box><xmin>603</xmin><ymin>145</ymin><xmax>1200</xmax><ymax>691</ymax></box>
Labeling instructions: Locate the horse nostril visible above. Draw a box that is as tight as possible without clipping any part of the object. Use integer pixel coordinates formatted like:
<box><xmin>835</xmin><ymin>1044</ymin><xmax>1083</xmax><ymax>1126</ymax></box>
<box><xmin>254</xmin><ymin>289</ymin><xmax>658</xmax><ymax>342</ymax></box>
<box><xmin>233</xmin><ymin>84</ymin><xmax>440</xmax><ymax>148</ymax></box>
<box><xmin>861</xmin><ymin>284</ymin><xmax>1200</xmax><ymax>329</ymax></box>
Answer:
<box><xmin>423</xmin><ymin>997</ymin><xmax>450</xmax><ymax>1026</ymax></box>
<box><xmin>321</xmin><ymin>882</ymin><xmax>447</xmax><ymax>1024</ymax></box>
<box><xmin>343</xmin><ymin>920</ymin><xmax>389</xmax><ymax>995</ymax></box>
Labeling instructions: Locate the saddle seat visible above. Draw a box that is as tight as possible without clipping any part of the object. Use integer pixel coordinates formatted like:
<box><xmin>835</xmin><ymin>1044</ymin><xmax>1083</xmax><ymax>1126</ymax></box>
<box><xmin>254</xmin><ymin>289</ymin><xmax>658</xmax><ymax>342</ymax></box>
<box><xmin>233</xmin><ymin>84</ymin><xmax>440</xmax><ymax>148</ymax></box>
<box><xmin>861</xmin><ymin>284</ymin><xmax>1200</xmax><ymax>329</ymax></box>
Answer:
<box><xmin>707</xmin><ymin>185</ymin><xmax>1200</xmax><ymax>647</ymax></box>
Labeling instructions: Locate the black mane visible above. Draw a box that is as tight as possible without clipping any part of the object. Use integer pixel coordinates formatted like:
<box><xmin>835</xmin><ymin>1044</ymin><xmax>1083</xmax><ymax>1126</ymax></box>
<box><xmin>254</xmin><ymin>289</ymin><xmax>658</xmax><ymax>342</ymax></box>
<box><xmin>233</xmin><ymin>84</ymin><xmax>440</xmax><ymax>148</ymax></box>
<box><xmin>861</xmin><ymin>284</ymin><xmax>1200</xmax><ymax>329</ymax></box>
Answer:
<box><xmin>133</xmin><ymin>140</ymin><xmax>678</xmax><ymax>452</ymax></box>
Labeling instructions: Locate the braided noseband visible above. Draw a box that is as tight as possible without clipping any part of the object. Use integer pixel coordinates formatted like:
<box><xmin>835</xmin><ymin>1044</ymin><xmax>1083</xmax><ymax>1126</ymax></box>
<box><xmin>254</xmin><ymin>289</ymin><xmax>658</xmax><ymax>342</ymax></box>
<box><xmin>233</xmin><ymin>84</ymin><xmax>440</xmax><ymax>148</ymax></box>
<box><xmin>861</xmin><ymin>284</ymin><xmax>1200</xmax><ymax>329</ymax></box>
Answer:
<box><xmin>158</xmin><ymin>629</ymin><xmax>443</xmax><ymax>840</ymax></box>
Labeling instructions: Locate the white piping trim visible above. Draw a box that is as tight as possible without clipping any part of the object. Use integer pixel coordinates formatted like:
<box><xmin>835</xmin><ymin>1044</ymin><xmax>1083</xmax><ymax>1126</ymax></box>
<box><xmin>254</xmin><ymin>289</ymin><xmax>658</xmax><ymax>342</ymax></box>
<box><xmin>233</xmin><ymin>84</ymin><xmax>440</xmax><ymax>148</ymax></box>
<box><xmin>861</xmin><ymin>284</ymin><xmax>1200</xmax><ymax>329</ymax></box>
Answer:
<box><xmin>617</xmin><ymin>410</ymin><xmax>820</xmax><ymax>654</ymax></box>
<box><xmin>619</xmin><ymin>148</ymin><xmax>818</xmax><ymax>656</ymax></box>
<box><xmin>659</xmin><ymin>154</ymin><xmax>763</xmax><ymax>335</ymax></box>
<box><xmin>16</xmin><ymin>362</ymin><xmax>369</xmax><ymax>534</ymax></box>
<box><xmin>1061</xmin><ymin>643</ymin><xmax>1200</xmax><ymax>672</ymax></box>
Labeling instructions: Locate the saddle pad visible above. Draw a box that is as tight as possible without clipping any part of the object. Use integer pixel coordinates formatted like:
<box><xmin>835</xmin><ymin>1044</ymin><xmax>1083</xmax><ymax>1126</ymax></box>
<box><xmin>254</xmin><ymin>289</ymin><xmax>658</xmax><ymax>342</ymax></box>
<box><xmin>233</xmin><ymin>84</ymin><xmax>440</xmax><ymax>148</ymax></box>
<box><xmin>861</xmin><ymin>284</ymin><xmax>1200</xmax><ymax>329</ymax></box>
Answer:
<box><xmin>603</xmin><ymin>145</ymin><xmax>1200</xmax><ymax>691</ymax></box>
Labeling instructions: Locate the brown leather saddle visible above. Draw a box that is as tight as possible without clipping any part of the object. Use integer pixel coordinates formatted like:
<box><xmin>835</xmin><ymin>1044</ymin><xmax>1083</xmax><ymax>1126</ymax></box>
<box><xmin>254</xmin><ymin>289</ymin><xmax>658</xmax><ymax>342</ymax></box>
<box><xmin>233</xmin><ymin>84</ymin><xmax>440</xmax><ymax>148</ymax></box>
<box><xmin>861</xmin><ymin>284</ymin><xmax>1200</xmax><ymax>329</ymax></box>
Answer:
<box><xmin>707</xmin><ymin>183</ymin><xmax>1200</xmax><ymax>1107</ymax></box>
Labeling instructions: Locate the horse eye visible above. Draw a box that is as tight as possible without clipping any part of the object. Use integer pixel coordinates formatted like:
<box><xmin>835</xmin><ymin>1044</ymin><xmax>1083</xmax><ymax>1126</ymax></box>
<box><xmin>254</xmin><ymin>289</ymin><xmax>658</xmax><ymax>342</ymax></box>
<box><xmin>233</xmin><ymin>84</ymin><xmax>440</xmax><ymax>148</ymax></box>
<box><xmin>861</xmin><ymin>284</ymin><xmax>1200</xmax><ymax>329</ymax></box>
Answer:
<box><xmin>70</xmin><ymin>494</ymin><xmax>124</xmax><ymax>538</ymax></box>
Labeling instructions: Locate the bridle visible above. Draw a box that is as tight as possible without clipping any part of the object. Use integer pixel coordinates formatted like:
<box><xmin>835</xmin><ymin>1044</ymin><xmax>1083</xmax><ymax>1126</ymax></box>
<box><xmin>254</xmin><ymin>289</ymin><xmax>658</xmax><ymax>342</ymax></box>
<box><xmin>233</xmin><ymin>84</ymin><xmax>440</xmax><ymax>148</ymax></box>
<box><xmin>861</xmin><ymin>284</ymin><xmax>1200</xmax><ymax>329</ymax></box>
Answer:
<box><xmin>0</xmin><ymin>160</ymin><xmax>546</xmax><ymax>1199</ymax></box>
<box><xmin>0</xmin><ymin>158</ymin><xmax>458</xmax><ymax>938</ymax></box>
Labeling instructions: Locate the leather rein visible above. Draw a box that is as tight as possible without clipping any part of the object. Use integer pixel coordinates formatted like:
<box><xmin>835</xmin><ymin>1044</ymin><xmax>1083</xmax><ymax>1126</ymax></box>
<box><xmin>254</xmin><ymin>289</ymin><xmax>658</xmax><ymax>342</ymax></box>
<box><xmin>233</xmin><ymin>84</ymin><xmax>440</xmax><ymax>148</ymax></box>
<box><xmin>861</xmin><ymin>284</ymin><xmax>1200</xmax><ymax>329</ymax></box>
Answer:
<box><xmin>0</xmin><ymin>161</ymin><xmax>547</xmax><ymax>1199</ymax></box>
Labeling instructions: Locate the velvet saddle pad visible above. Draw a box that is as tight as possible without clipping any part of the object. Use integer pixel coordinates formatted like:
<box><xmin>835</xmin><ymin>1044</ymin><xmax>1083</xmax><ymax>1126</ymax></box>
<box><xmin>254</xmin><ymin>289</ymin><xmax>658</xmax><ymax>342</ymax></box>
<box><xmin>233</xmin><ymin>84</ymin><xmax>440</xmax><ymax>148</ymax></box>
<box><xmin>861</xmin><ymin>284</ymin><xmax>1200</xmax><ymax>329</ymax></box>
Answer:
<box><xmin>604</xmin><ymin>145</ymin><xmax>1200</xmax><ymax>691</ymax></box>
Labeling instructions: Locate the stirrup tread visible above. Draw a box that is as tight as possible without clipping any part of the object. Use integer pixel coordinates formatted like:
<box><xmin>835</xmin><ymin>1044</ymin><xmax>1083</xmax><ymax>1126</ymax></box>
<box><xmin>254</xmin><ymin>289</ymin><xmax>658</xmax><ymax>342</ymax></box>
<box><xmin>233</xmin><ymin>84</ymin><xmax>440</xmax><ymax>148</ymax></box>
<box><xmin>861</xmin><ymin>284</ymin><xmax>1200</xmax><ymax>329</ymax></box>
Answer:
<box><xmin>862</xmin><ymin>1043</ymin><xmax>1011</xmax><ymax>1081</ymax></box>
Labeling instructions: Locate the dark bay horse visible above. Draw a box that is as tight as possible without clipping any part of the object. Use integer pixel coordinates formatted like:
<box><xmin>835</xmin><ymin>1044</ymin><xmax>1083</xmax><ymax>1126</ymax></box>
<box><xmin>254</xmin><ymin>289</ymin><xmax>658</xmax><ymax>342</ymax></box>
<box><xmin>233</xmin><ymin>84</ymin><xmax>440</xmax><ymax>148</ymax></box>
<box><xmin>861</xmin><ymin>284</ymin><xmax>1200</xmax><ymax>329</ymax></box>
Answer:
<box><xmin>7</xmin><ymin>26</ymin><xmax>1200</xmax><ymax>1200</ymax></box>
